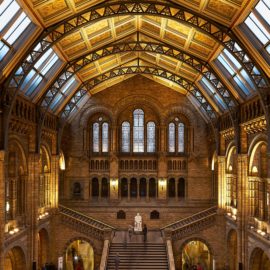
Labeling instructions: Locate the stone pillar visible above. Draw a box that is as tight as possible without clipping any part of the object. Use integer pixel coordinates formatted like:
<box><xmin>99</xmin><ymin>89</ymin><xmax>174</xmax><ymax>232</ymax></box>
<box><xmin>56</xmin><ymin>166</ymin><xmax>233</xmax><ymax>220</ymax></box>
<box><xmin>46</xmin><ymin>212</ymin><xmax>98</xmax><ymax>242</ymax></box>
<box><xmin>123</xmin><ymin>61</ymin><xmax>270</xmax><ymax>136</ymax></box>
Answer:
<box><xmin>111</xmin><ymin>125</ymin><xmax>117</xmax><ymax>153</ymax></box>
<box><xmin>89</xmin><ymin>179</ymin><xmax>92</xmax><ymax>201</ymax></box>
<box><xmin>137</xmin><ymin>179</ymin><xmax>140</xmax><ymax>200</ymax></box>
<box><xmin>50</xmin><ymin>154</ymin><xmax>59</xmax><ymax>208</ymax></box>
<box><xmin>155</xmin><ymin>179</ymin><xmax>158</xmax><ymax>199</ymax></box>
<box><xmin>98</xmin><ymin>178</ymin><xmax>102</xmax><ymax>200</ymax></box>
<box><xmin>128</xmin><ymin>179</ymin><xmax>130</xmax><ymax>201</ymax></box>
<box><xmin>0</xmin><ymin>151</ymin><xmax>5</xmax><ymax>270</ymax></box>
<box><xmin>146</xmin><ymin>179</ymin><xmax>149</xmax><ymax>201</ymax></box>
<box><xmin>217</xmin><ymin>156</ymin><xmax>226</xmax><ymax>209</ymax></box>
<box><xmin>27</xmin><ymin>152</ymin><xmax>40</xmax><ymax>268</ymax></box>
<box><xmin>237</xmin><ymin>154</ymin><xmax>249</xmax><ymax>268</ymax></box>
<box><xmin>163</xmin><ymin>228</ymin><xmax>175</xmax><ymax>270</ymax></box>
<box><xmin>99</xmin><ymin>228</ymin><xmax>113</xmax><ymax>270</ymax></box>
<box><xmin>175</xmin><ymin>179</ymin><xmax>178</xmax><ymax>201</ymax></box>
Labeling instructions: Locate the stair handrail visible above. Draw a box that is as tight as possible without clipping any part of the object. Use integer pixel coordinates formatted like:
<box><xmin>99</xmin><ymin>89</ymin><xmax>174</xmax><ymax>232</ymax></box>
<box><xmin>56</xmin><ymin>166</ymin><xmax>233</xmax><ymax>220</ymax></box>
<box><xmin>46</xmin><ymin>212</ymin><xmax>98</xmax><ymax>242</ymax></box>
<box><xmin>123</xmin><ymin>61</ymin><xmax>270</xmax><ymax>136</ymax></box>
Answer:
<box><xmin>59</xmin><ymin>204</ymin><xmax>115</xmax><ymax>230</ymax></box>
<box><xmin>161</xmin><ymin>206</ymin><xmax>217</xmax><ymax>230</ymax></box>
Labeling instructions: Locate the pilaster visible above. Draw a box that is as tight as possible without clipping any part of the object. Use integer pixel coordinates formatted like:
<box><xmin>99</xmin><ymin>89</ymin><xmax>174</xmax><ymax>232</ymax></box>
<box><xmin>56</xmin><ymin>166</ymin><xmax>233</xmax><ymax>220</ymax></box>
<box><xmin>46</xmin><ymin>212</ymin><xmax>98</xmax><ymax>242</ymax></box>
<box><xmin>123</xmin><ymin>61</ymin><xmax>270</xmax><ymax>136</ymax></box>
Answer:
<box><xmin>217</xmin><ymin>156</ymin><xmax>226</xmax><ymax>209</ymax></box>
<box><xmin>0</xmin><ymin>151</ymin><xmax>5</xmax><ymax>270</ymax></box>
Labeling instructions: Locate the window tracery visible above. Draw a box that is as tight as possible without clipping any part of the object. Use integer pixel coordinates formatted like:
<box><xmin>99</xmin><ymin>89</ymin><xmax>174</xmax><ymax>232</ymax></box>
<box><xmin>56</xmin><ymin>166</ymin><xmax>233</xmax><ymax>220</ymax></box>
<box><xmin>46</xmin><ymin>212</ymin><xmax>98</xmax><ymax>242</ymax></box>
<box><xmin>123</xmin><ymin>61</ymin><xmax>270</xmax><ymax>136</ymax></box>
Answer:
<box><xmin>122</xmin><ymin>121</ymin><xmax>130</xmax><ymax>152</ymax></box>
<box><xmin>147</xmin><ymin>122</ymin><xmax>155</xmax><ymax>153</ymax></box>
<box><xmin>133</xmin><ymin>109</ymin><xmax>144</xmax><ymax>153</ymax></box>
<box><xmin>168</xmin><ymin>120</ymin><xmax>185</xmax><ymax>153</ymax></box>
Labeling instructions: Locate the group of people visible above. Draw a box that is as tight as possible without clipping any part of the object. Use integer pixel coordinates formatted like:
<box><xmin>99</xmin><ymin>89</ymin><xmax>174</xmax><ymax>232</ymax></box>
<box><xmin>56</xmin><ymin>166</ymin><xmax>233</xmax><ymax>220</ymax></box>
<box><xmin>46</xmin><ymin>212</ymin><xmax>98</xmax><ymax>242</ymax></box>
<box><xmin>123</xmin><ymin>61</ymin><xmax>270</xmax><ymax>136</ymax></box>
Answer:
<box><xmin>183</xmin><ymin>262</ymin><xmax>204</xmax><ymax>270</ymax></box>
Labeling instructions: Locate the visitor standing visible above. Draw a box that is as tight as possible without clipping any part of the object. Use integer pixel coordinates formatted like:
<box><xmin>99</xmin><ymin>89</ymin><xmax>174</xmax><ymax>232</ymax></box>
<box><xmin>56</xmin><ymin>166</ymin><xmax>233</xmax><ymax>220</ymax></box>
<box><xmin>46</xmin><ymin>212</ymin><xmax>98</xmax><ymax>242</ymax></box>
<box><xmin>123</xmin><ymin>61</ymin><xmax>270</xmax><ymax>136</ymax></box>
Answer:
<box><xmin>143</xmin><ymin>224</ymin><xmax>148</xmax><ymax>242</ymax></box>
<box><xmin>114</xmin><ymin>253</ymin><xmax>120</xmax><ymax>270</ymax></box>
<box><xmin>128</xmin><ymin>225</ymin><xmax>133</xmax><ymax>241</ymax></box>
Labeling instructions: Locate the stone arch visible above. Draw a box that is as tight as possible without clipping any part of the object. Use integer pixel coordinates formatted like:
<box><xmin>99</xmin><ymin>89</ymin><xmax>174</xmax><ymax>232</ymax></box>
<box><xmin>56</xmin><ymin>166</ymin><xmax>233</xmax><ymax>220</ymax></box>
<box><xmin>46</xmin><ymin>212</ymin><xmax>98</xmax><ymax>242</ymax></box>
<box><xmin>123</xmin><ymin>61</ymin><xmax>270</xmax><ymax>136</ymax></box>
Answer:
<box><xmin>248</xmin><ymin>137</ymin><xmax>268</xmax><ymax>176</ymax></box>
<box><xmin>4</xmin><ymin>246</ymin><xmax>26</xmax><ymax>270</ymax></box>
<box><xmin>63</xmin><ymin>237</ymin><xmax>96</xmax><ymax>270</ymax></box>
<box><xmin>38</xmin><ymin>228</ymin><xmax>50</xmax><ymax>268</ymax></box>
<box><xmin>249</xmin><ymin>247</ymin><xmax>270</xmax><ymax>270</ymax></box>
<box><xmin>179</xmin><ymin>237</ymin><xmax>213</xmax><ymax>270</ymax></box>
<box><xmin>79</xmin><ymin>105</ymin><xmax>114</xmax><ymax>128</ymax></box>
<box><xmin>227</xmin><ymin>229</ymin><xmax>238</xmax><ymax>270</ymax></box>
<box><xmin>114</xmin><ymin>94</ymin><xmax>163</xmax><ymax>124</ymax></box>
<box><xmin>226</xmin><ymin>144</ymin><xmax>237</xmax><ymax>172</ymax></box>
<box><xmin>40</xmin><ymin>144</ymin><xmax>51</xmax><ymax>173</ymax></box>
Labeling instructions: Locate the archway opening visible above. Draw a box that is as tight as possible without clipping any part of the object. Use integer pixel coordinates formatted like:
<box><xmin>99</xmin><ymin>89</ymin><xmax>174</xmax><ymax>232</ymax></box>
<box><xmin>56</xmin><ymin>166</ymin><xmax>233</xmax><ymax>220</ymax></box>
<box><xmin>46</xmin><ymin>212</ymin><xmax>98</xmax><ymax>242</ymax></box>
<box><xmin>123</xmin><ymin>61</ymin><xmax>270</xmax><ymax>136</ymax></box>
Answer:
<box><xmin>140</xmin><ymin>178</ymin><xmax>146</xmax><ymax>197</ymax></box>
<box><xmin>149</xmin><ymin>178</ymin><xmax>156</xmax><ymax>198</ymax></box>
<box><xmin>130</xmin><ymin>178</ymin><xmax>137</xmax><ymax>198</ymax></box>
<box><xmin>182</xmin><ymin>240</ymin><xmax>211</xmax><ymax>270</ymax></box>
<box><xmin>65</xmin><ymin>240</ymin><xmax>94</xmax><ymax>270</ymax></box>
<box><xmin>4</xmin><ymin>246</ymin><xmax>26</xmax><ymax>270</ymax></box>
<box><xmin>250</xmin><ymin>247</ymin><xmax>270</xmax><ymax>270</ymax></box>
<box><xmin>38</xmin><ymin>228</ymin><xmax>49</xmax><ymax>268</ymax></box>
<box><xmin>121</xmin><ymin>178</ymin><xmax>128</xmax><ymax>197</ymax></box>
<box><xmin>168</xmin><ymin>178</ymin><xmax>175</xmax><ymax>198</ymax></box>
<box><xmin>227</xmin><ymin>230</ymin><xmax>237</xmax><ymax>270</ymax></box>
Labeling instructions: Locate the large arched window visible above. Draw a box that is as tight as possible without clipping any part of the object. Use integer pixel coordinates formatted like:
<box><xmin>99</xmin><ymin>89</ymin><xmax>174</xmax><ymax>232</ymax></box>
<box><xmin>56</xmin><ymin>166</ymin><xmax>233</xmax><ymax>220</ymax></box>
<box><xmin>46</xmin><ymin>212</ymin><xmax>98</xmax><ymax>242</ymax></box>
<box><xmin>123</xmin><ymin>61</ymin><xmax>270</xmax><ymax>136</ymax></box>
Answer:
<box><xmin>178</xmin><ymin>123</ymin><xmax>184</xmax><ymax>153</ymax></box>
<box><xmin>122</xmin><ymin>121</ymin><xmax>130</xmax><ymax>152</ymax></box>
<box><xmin>102</xmin><ymin>122</ymin><xmax>109</xmax><ymax>152</ymax></box>
<box><xmin>133</xmin><ymin>109</ymin><xmax>144</xmax><ymax>153</ymax></box>
<box><xmin>168</xmin><ymin>123</ymin><xmax>175</xmax><ymax>152</ymax></box>
<box><xmin>147</xmin><ymin>122</ymin><xmax>155</xmax><ymax>153</ymax></box>
<box><xmin>93</xmin><ymin>123</ymin><xmax>99</xmax><ymax>153</ymax></box>
<box><xmin>168</xmin><ymin>121</ymin><xmax>186</xmax><ymax>153</ymax></box>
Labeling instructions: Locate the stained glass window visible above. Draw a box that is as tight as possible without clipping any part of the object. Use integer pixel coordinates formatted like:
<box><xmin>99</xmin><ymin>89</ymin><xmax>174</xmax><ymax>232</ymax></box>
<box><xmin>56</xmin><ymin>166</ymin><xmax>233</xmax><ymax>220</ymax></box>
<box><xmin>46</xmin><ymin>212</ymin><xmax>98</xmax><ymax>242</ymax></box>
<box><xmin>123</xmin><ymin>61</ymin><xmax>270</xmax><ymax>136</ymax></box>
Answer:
<box><xmin>168</xmin><ymin>123</ymin><xmax>175</xmax><ymax>152</ymax></box>
<box><xmin>147</xmin><ymin>122</ymin><xmax>155</xmax><ymax>152</ymax></box>
<box><xmin>178</xmin><ymin>123</ymin><xmax>184</xmax><ymax>153</ymax></box>
<box><xmin>133</xmin><ymin>109</ymin><xmax>144</xmax><ymax>152</ymax></box>
<box><xmin>245</xmin><ymin>0</ymin><xmax>270</xmax><ymax>54</ymax></box>
<box><xmin>0</xmin><ymin>0</ymin><xmax>32</xmax><ymax>61</ymax></box>
<box><xmin>93</xmin><ymin>123</ymin><xmax>99</xmax><ymax>152</ymax></box>
<box><xmin>122</xmin><ymin>122</ymin><xmax>130</xmax><ymax>152</ymax></box>
<box><xmin>102</xmin><ymin>123</ymin><xmax>109</xmax><ymax>152</ymax></box>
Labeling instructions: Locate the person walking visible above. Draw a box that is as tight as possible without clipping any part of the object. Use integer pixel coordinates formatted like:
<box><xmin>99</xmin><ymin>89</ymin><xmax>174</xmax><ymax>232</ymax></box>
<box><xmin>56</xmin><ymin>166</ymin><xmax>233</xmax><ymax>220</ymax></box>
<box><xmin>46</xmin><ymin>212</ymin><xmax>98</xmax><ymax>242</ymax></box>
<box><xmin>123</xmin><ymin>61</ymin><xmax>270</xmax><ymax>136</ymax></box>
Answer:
<box><xmin>128</xmin><ymin>225</ymin><xmax>133</xmax><ymax>241</ymax></box>
<box><xmin>143</xmin><ymin>224</ymin><xmax>148</xmax><ymax>242</ymax></box>
<box><xmin>114</xmin><ymin>253</ymin><xmax>120</xmax><ymax>270</ymax></box>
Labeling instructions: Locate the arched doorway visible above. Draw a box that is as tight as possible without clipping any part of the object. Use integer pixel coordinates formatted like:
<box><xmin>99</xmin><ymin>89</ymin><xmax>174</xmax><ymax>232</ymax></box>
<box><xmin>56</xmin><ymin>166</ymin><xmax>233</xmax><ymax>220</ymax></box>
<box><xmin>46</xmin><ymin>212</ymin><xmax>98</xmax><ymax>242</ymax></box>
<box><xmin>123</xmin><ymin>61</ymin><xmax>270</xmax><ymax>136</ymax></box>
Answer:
<box><xmin>168</xmin><ymin>178</ymin><xmax>175</xmax><ymax>198</ymax></box>
<box><xmin>38</xmin><ymin>228</ymin><xmax>49</xmax><ymax>268</ymax></box>
<box><xmin>249</xmin><ymin>248</ymin><xmax>270</xmax><ymax>270</ymax></box>
<box><xmin>91</xmin><ymin>178</ymin><xmax>99</xmax><ymax>198</ymax></box>
<box><xmin>149</xmin><ymin>178</ymin><xmax>156</xmax><ymax>198</ymax></box>
<box><xmin>181</xmin><ymin>240</ymin><xmax>211</xmax><ymax>270</ymax></box>
<box><xmin>4</xmin><ymin>246</ymin><xmax>26</xmax><ymax>270</ymax></box>
<box><xmin>227</xmin><ymin>230</ymin><xmax>237</xmax><ymax>270</ymax></box>
<box><xmin>178</xmin><ymin>178</ymin><xmax>185</xmax><ymax>198</ymax></box>
<box><xmin>121</xmin><ymin>178</ymin><xmax>128</xmax><ymax>197</ymax></box>
<box><xmin>65</xmin><ymin>240</ymin><xmax>94</xmax><ymax>270</ymax></box>
<box><xmin>101</xmin><ymin>178</ymin><xmax>109</xmax><ymax>197</ymax></box>
<box><xmin>130</xmin><ymin>178</ymin><xmax>137</xmax><ymax>198</ymax></box>
<box><xmin>140</xmin><ymin>178</ymin><xmax>146</xmax><ymax>197</ymax></box>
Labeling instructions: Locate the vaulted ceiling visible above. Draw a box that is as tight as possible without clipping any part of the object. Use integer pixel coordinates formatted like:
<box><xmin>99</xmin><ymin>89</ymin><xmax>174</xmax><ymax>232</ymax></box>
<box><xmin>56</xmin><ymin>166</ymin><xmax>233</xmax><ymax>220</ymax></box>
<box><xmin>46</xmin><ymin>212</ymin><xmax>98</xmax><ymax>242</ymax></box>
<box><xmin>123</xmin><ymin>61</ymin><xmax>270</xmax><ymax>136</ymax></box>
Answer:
<box><xmin>1</xmin><ymin>0</ymin><xmax>269</xmax><ymax>124</ymax></box>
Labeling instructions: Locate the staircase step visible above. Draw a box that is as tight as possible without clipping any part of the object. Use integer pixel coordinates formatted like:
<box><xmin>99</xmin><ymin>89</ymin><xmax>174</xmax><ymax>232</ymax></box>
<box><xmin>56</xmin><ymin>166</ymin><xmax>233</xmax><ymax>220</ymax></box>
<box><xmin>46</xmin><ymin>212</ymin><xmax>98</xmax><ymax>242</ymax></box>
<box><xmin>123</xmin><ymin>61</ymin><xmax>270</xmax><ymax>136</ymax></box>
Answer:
<box><xmin>107</xmin><ymin>242</ymin><xmax>168</xmax><ymax>270</ymax></box>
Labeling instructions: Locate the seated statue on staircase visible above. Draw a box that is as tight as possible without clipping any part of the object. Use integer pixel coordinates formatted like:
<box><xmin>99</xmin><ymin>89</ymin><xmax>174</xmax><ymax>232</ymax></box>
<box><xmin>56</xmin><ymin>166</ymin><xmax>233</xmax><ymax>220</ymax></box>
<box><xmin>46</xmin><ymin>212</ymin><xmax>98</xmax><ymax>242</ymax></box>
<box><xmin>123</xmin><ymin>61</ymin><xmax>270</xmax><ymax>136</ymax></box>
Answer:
<box><xmin>134</xmin><ymin>213</ymin><xmax>142</xmax><ymax>232</ymax></box>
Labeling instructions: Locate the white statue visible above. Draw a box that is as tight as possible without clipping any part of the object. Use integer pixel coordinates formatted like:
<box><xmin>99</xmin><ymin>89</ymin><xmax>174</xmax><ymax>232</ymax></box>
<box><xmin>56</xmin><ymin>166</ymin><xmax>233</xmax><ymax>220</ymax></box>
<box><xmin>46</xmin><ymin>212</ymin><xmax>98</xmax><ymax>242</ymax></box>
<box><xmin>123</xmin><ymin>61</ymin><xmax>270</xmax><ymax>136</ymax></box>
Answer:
<box><xmin>134</xmin><ymin>213</ymin><xmax>142</xmax><ymax>231</ymax></box>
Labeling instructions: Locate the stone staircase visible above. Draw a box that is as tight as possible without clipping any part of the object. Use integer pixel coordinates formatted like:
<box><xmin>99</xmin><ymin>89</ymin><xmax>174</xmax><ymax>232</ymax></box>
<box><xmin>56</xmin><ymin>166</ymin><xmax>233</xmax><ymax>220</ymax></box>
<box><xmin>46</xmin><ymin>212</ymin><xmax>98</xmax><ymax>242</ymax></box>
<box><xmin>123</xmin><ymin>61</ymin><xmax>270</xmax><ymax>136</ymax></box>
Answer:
<box><xmin>161</xmin><ymin>206</ymin><xmax>218</xmax><ymax>240</ymax></box>
<box><xmin>59</xmin><ymin>205</ymin><xmax>115</xmax><ymax>239</ymax></box>
<box><xmin>106</xmin><ymin>242</ymin><xmax>168</xmax><ymax>270</ymax></box>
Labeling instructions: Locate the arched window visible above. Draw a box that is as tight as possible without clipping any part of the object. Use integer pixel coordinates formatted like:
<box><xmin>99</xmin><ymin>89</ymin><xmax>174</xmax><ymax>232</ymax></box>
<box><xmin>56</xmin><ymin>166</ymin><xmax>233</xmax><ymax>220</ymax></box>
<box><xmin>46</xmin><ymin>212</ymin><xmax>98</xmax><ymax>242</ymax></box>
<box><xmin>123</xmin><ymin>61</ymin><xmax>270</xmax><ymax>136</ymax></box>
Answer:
<box><xmin>178</xmin><ymin>123</ymin><xmax>185</xmax><ymax>153</ymax></box>
<box><xmin>133</xmin><ymin>109</ymin><xmax>144</xmax><ymax>152</ymax></box>
<box><xmin>168</xmin><ymin>123</ymin><xmax>175</xmax><ymax>152</ymax></box>
<box><xmin>102</xmin><ymin>122</ymin><xmax>109</xmax><ymax>152</ymax></box>
<box><xmin>147</xmin><ymin>122</ymin><xmax>155</xmax><ymax>152</ymax></box>
<box><xmin>122</xmin><ymin>121</ymin><xmax>130</xmax><ymax>152</ymax></box>
<box><xmin>93</xmin><ymin>123</ymin><xmax>99</xmax><ymax>152</ymax></box>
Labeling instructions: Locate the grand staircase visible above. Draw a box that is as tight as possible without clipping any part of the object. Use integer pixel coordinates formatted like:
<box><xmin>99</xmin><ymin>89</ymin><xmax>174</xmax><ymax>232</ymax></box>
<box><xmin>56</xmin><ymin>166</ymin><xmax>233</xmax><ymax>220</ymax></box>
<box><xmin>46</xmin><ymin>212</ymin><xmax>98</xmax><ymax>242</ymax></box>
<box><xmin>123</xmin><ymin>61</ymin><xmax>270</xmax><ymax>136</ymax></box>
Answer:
<box><xmin>106</xmin><ymin>242</ymin><xmax>168</xmax><ymax>270</ymax></box>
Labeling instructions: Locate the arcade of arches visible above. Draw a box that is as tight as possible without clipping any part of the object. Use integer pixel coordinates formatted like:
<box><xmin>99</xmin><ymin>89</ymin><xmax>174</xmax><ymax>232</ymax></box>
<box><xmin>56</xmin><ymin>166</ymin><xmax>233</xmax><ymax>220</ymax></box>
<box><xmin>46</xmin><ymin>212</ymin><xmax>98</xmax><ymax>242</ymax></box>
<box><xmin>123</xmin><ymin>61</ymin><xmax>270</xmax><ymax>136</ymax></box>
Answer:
<box><xmin>1</xmin><ymin>0</ymin><xmax>270</xmax><ymax>269</ymax></box>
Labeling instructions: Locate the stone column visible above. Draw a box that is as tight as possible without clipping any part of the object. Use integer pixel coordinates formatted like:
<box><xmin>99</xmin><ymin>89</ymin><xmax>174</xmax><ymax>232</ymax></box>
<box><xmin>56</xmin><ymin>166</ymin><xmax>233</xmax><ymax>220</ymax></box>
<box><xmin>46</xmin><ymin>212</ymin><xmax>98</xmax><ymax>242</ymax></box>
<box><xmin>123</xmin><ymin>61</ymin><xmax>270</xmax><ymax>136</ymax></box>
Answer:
<box><xmin>50</xmin><ymin>154</ymin><xmax>59</xmax><ymax>208</ymax></box>
<box><xmin>217</xmin><ymin>156</ymin><xmax>226</xmax><ymax>209</ymax></box>
<box><xmin>0</xmin><ymin>151</ymin><xmax>5</xmax><ymax>270</ymax></box>
<box><xmin>27</xmin><ymin>152</ymin><xmax>40</xmax><ymax>268</ymax></box>
<box><xmin>128</xmin><ymin>179</ymin><xmax>131</xmax><ymax>201</ymax></box>
<box><xmin>237</xmin><ymin>154</ymin><xmax>249</xmax><ymax>268</ymax></box>
<box><xmin>89</xmin><ymin>179</ymin><xmax>92</xmax><ymax>201</ymax></box>
<box><xmin>163</xmin><ymin>228</ymin><xmax>175</xmax><ymax>270</ymax></box>
<box><xmin>137</xmin><ymin>179</ymin><xmax>140</xmax><ymax>200</ymax></box>
<box><xmin>98</xmin><ymin>178</ymin><xmax>102</xmax><ymax>200</ymax></box>
<box><xmin>99</xmin><ymin>228</ymin><xmax>113</xmax><ymax>270</ymax></box>
<box><xmin>175</xmin><ymin>179</ymin><xmax>178</xmax><ymax>201</ymax></box>
<box><xmin>146</xmin><ymin>179</ymin><xmax>149</xmax><ymax>201</ymax></box>
<box><xmin>155</xmin><ymin>179</ymin><xmax>158</xmax><ymax>199</ymax></box>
